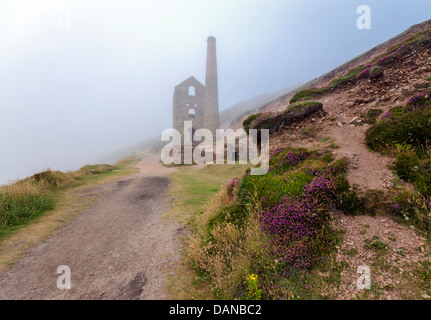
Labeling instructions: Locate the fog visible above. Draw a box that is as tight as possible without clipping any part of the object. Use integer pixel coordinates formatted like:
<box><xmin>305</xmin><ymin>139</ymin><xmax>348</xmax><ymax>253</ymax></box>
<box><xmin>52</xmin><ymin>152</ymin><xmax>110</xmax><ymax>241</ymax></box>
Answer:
<box><xmin>1</xmin><ymin>0</ymin><xmax>430</xmax><ymax>184</ymax></box>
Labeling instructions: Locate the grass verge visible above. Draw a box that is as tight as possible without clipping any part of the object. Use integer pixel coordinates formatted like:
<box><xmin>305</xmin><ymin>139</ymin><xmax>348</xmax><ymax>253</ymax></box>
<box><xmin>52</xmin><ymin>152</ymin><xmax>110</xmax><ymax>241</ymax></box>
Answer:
<box><xmin>0</xmin><ymin>153</ymin><xmax>143</xmax><ymax>273</ymax></box>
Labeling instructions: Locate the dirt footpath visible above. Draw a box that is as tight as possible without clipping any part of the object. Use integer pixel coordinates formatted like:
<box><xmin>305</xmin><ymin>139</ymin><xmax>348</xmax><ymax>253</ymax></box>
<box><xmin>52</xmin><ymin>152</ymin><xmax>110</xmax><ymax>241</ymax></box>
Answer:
<box><xmin>0</xmin><ymin>154</ymin><xmax>181</xmax><ymax>300</ymax></box>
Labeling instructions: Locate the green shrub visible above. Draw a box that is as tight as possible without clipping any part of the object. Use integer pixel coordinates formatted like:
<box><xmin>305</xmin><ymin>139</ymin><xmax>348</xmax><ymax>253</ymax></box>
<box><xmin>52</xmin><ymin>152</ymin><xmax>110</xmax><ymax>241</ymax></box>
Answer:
<box><xmin>369</xmin><ymin>66</ymin><xmax>384</xmax><ymax>79</ymax></box>
<box><xmin>291</xmin><ymin>67</ymin><xmax>366</xmax><ymax>104</ymax></box>
<box><xmin>243</xmin><ymin>113</ymin><xmax>262</xmax><ymax>133</ymax></box>
<box><xmin>322</xmin><ymin>152</ymin><xmax>334</xmax><ymax>163</ymax></box>
<box><xmin>416</xmin><ymin>261</ymin><xmax>431</xmax><ymax>295</ymax></box>
<box><xmin>0</xmin><ymin>193</ymin><xmax>54</xmax><ymax>227</ymax></box>
<box><xmin>290</xmin><ymin>88</ymin><xmax>328</xmax><ymax>104</ymax></box>
<box><xmin>331</xmin><ymin>157</ymin><xmax>349</xmax><ymax>174</ymax></box>
<box><xmin>285</xmin><ymin>101</ymin><xmax>322</xmax><ymax>114</ymax></box>
<box><xmin>32</xmin><ymin>170</ymin><xmax>71</xmax><ymax>187</ymax></box>
<box><xmin>329</xmin><ymin>66</ymin><xmax>364</xmax><ymax>88</ymax></box>
<box><xmin>394</xmin><ymin>145</ymin><xmax>420</xmax><ymax>181</ymax></box>
<box><xmin>365</xmin><ymin>109</ymin><xmax>431</xmax><ymax>151</ymax></box>
<box><xmin>360</xmin><ymin>108</ymin><xmax>383</xmax><ymax>124</ymax></box>
<box><xmin>238</xmin><ymin>171</ymin><xmax>314</xmax><ymax>208</ymax></box>
<box><xmin>333</xmin><ymin>175</ymin><xmax>363</xmax><ymax>215</ymax></box>
<box><xmin>268</xmin><ymin>149</ymin><xmax>311</xmax><ymax>174</ymax></box>
<box><xmin>335</xmin><ymin>187</ymin><xmax>364</xmax><ymax>215</ymax></box>
<box><xmin>364</xmin><ymin>92</ymin><xmax>431</xmax><ymax>234</ymax></box>
<box><xmin>206</xmin><ymin>202</ymin><xmax>247</xmax><ymax>236</ymax></box>
<box><xmin>415</xmin><ymin>160</ymin><xmax>431</xmax><ymax>196</ymax></box>
<box><xmin>387</xmin><ymin>106</ymin><xmax>405</xmax><ymax>118</ymax></box>
<box><xmin>362</xmin><ymin>189</ymin><xmax>387</xmax><ymax>216</ymax></box>
<box><xmin>392</xmin><ymin>190</ymin><xmax>431</xmax><ymax>238</ymax></box>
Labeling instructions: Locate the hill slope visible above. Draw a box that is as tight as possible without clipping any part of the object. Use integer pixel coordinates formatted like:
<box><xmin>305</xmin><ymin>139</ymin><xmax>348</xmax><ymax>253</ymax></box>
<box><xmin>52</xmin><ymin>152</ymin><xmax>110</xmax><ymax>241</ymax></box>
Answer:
<box><xmin>187</xmin><ymin>19</ymin><xmax>431</xmax><ymax>300</ymax></box>
<box><xmin>219</xmin><ymin>84</ymin><xmax>301</xmax><ymax>128</ymax></box>
<box><xmin>229</xmin><ymin>19</ymin><xmax>431</xmax><ymax>130</ymax></box>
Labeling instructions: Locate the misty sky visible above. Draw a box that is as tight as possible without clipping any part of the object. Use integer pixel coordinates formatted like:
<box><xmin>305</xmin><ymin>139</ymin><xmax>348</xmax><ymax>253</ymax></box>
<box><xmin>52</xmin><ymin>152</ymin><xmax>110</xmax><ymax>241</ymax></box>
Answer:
<box><xmin>1</xmin><ymin>0</ymin><xmax>431</xmax><ymax>184</ymax></box>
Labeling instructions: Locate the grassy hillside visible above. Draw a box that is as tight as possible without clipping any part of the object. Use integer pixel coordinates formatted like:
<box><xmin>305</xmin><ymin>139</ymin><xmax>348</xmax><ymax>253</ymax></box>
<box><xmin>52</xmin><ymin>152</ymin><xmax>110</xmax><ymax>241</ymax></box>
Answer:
<box><xmin>0</xmin><ymin>154</ymin><xmax>142</xmax><ymax>239</ymax></box>
<box><xmin>219</xmin><ymin>84</ymin><xmax>301</xmax><ymax>127</ymax></box>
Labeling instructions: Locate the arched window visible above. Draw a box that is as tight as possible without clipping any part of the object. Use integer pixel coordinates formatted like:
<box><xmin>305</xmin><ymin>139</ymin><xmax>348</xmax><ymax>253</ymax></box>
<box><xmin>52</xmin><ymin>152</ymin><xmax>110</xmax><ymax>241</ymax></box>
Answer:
<box><xmin>188</xmin><ymin>86</ymin><xmax>195</xmax><ymax>96</ymax></box>
<box><xmin>188</xmin><ymin>109</ymin><xmax>195</xmax><ymax>119</ymax></box>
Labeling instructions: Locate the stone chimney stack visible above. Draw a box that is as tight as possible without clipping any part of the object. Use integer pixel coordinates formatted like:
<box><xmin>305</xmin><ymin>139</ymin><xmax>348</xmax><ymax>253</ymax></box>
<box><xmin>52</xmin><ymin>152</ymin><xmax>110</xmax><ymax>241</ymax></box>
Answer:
<box><xmin>204</xmin><ymin>36</ymin><xmax>219</xmax><ymax>134</ymax></box>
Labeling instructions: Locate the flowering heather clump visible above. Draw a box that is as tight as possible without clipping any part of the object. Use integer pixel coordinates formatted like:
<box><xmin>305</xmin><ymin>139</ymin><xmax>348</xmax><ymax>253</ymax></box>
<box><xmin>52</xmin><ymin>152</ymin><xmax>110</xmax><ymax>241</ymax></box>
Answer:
<box><xmin>382</xmin><ymin>111</ymin><xmax>392</xmax><ymax>119</ymax></box>
<box><xmin>404</xmin><ymin>105</ymin><xmax>426</xmax><ymax>112</ymax></box>
<box><xmin>302</xmin><ymin>163</ymin><xmax>341</xmax><ymax>178</ymax></box>
<box><xmin>407</xmin><ymin>92</ymin><xmax>428</xmax><ymax>105</ymax></box>
<box><xmin>397</xmin><ymin>45</ymin><xmax>407</xmax><ymax>52</ymax></box>
<box><xmin>403</xmin><ymin>93</ymin><xmax>430</xmax><ymax>112</ymax></box>
<box><xmin>302</xmin><ymin>174</ymin><xmax>337</xmax><ymax>207</ymax></box>
<box><xmin>270</xmin><ymin>148</ymin><xmax>284</xmax><ymax>158</ymax></box>
<box><xmin>239</xmin><ymin>149</ymin><xmax>352</xmax><ymax>272</ymax></box>
<box><xmin>377</xmin><ymin>56</ymin><xmax>388</xmax><ymax>64</ymax></box>
<box><xmin>269</xmin><ymin>150</ymin><xmax>310</xmax><ymax>173</ymax></box>
<box><xmin>379</xmin><ymin>44</ymin><xmax>406</xmax><ymax>63</ymax></box>
<box><xmin>260</xmin><ymin>173</ymin><xmax>337</xmax><ymax>269</ymax></box>
<box><xmin>301</xmin><ymin>166</ymin><xmax>322</xmax><ymax>176</ymax></box>
<box><xmin>379</xmin><ymin>93</ymin><xmax>430</xmax><ymax>122</ymax></box>
<box><xmin>359</xmin><ymin>45</ymin><xmax>407</xmax><ymax>79</ymax></box>
<box><xmin>249</xmin><ymin>112</ymin><xmax>282</xmax><ymax>130</ymax></box>
<box><xmin>358</xmin><ymin>67</ymin><xmax>371</xmax><ymax>78</ymax></box>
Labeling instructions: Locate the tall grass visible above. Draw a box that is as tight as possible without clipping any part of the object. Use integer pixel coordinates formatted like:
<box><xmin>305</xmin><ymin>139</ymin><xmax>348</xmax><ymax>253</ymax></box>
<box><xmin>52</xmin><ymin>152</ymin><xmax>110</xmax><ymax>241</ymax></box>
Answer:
<box><xmin>0</xmin><ymin>155</ymin><xmax>141</xmax><ymax>236</ymax></box>
<box><xmin>188</xmin><ymin>183</ymin><xmax>267</xmax><ymax>299</ymax></box>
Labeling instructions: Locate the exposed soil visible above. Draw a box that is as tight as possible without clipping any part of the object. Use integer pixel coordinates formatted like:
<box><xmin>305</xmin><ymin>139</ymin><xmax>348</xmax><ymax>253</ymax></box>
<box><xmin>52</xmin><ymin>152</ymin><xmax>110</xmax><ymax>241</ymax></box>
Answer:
<box><xmin>0</xmin><ymin>154</ymin><xmax>181</xmax><ymax>300</ymax></box>
<box><xmin>252</xmin><ymin>32</ymin><xmax>431</xmax><ymax>299</ymax></box>
<box><xmin>320</xmin><ymin>98</ymin><xmax>395</xmax><ymax>191</ymax></box>
<box><xmin>333</xmin><ymin>213</ymin><xmax>430</xmax><ymax>300</ymax></box>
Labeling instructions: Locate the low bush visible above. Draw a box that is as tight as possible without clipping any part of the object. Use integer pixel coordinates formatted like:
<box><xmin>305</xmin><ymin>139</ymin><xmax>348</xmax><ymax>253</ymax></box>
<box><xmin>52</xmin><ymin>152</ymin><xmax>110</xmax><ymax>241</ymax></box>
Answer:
<box><xmin>246</xmin><ymin>112</ymin><xmax>282</xmax><ymax>131</ymax></box>
<box><xmin>330</xmin><ymin>66</ymin><xmax>365</xmax><ymax>87</ymax></box>
<box><xmin>365</xmin><ymin>109</ymin><xmax>431</xmax><ymax>151</ymax></box>
<box><xmin>360</xmin><ymin>108</ymin><xmax>383</xmax><ymax>124</ymax></box>
<box><xmin>243</xmin><ymin>113</ymin><xmax>263</xmax><ymax>133</ymax></box>
<box><xmin>361</xmin><ymin>189</ymin><xmax>388</xmax><ymax>216</ymax></box>
<box><xmin>335</xmin><ymin>184</ymin><xmax>364</xmax><ymax>215</ymax></box>
<box><xmin>242</xmin><ymin>102</ymin><xmax>323</xmax><ymax>136</ymax></box>
<box><xmin>394</xmin><ymin>145</ymin><xmax>420</xmax><ymax>181</ymax></box>
<box><xmin>365</xmin><ymin>91</ymin><xmax>431</xmax><ymax>238</ymax></box>
<box><xmin>285</xmin><ymin>101</ymin><xmax>322</xmax><ymax>114</ymax></box>
<box><xmin>268</xmin><ymin>149</ymin><xmax>311</xmax><ymax>174</ymax></box>
<box><xmin>259</xmin><ymin>173</ymin><xmax>336</xmax><ymax>269</ymax></box>
<box><xmin>289</xmin><ymin>67</ymin><xmax>368</xmax><ymax>104</ymax></box>
<box><xmin>289</xmin><ymin>88</ymin><xmax>328</xmax><ymax>104</ymax></box>
<box><xmin>238</xmin><ymin>171</ymin><xmax>314</xmax><ymax>210</ymax></box>
<box><xmin>188</xmin><ymin>147</ymin><xmax>359</xmax><ymax>299</ymax></box>
<box><xmin>390</xmin><ymin>190</ymin><xmax>431</xmax><ymax>238</ymax></box>
<box><xmin>415</xmin><ymin>160</ymin><xmax>431</xmax><ymax>196</ymax></box>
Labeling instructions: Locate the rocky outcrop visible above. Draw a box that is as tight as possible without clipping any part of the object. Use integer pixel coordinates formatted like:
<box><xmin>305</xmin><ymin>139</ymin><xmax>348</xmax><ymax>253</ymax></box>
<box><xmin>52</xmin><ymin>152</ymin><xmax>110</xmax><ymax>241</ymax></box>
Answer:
<box><xmin>246</xmin><ymin>101</ymin><xmax>325</xmax><ymax>143</ymax></box>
